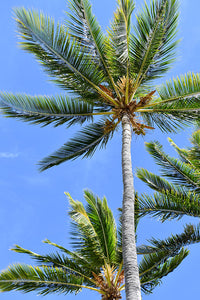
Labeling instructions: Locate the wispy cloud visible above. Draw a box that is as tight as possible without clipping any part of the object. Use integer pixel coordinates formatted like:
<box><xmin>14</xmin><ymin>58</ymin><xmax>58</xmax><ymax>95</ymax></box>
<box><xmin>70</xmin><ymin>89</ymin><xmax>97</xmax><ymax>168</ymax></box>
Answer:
<box><xmin>0</xmin><ymin>152</ymin><xmax>19</xmax><ymax>158</ymax></box>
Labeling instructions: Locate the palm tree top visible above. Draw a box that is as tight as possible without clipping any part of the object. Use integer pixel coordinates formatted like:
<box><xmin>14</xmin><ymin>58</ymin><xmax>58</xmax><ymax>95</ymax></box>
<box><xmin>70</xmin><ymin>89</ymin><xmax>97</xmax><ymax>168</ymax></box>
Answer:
<box><xmin>1</xmin><ymin>0</ymin><xmax>200</xmax><ymax>171</ymax></box>
<box><xmin>0</xmin><ymin>190</ymin><xmax>192</xmax><ymax>298</ymax></box>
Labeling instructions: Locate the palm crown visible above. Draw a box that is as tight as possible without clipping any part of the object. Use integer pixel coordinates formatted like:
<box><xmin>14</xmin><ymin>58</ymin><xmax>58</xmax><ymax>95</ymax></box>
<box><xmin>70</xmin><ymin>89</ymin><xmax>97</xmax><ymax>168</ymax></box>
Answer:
<box><xmin>0</xmin><ymin>191</ymin><xmax>192</xmax><ymax>298</ymax></box>
<box><xmin>0</xmin><ymin>0</ymin><xmax>200</xmax><ymax>171</ymax></box>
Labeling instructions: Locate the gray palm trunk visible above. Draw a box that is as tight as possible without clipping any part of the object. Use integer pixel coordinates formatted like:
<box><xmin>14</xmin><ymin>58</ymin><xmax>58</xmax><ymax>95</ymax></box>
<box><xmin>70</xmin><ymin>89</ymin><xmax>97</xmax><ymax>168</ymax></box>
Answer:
<box><xmin>122</xmin><ymin>114</ymin><xmax>141</xmax><ymax>300</ymax></box>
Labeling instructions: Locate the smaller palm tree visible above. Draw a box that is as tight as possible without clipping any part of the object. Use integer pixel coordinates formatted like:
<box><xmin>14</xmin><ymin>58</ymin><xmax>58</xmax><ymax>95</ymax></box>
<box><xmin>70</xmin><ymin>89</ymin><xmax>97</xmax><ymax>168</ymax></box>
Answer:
<box><xmin>0</xmin><ymin>191</ymin><xmax>191</xmax><ymax>298</ymax></box>
<box><xmin>136</xmin><ymin>130</ymin><xmax>200</xmax><ymax>250</ymax></box>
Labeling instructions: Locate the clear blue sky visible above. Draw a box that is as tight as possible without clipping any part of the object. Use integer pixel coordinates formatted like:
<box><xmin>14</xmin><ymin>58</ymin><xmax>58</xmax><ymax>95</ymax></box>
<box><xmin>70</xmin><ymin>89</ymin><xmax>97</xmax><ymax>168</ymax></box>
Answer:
<box><xmin>0</xmin><ymin>0</ymin><xmax>200</xmax><ymax>299</ymax></box>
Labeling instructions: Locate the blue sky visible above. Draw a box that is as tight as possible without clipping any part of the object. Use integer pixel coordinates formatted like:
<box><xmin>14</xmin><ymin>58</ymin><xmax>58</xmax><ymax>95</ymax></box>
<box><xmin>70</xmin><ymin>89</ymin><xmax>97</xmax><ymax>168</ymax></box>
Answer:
<box><xmin>0</xmin><ymin>0</ymin><xmax>200</xmax><ymax>299</ymax></box>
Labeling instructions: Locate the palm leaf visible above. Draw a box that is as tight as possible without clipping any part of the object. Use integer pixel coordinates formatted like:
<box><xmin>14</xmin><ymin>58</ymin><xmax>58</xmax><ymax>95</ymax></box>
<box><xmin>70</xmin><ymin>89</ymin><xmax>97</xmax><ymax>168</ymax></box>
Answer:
<box><xmin>84</xmin><ymin>191</ymin><xmax>118</xmax><ymax>264</ymax></box>
<box><xmin>106</xmin><ymin>0</ymin><xmax>135</xmax><ymax>80</ymax></box>
<box><xmin>144</xmin><ymin>141</ymin><xmax>200</xmax><ymax>190</ymax></box>
<box><xmin>140</xmin><ymin>248</ymin><xmax>189</xmax><ymax>294</ymax></box>
<box><xmin>11</xmin><ymin>245</ymin><xmax>95</xmax><ymax>282</ymax></box>
<box><xmin>38</xmin><ymin>118</ymin><xmax>116</xmax><ymax>171</ymax></box>
<box><xmin>15</xmin><ymin>8</ymin><xmax>116</xmax><ymax>104</ymax></box>
<box><xmin>0</xmin><ymin>93</ymin><xmax>111</xmax><ymax>127</ymax></box>
<box><xmin>68</xmin><ymin>191</ymin><xmax>117</xmax><ymax>266</ymax></box>
<box><xmin>138</xmin><ymin>190</ymin><xmax>200</xmax><ymax>221</ymax></box>
<box><xmin>130</xmin><ymin>0</ymin><xmax>179</xmax><ymax>93</ymax></box>
<box><xmin>0</xmin><ymin>264</ymin><xmax>100</xmax><ymax>295</ymax></box>
<box><xmin>67</xmin><ymin>0</ymin><xmax>119</xmax><ymax>96</ymax></box>
<box><xmin>136</xmin><ymin>167</ymin><xmax>179</xmax><ymax>193</ymax></box>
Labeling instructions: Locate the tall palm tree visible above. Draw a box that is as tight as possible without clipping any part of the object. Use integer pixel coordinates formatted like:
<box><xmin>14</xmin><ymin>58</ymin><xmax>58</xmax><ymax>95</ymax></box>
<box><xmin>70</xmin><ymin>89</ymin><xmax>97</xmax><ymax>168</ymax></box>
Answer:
<box><xmin>136</xmin><ymin>130</ymin><xmax>200</xmax><ymax>252</ymax></box>
<box><xmin>0</xmin><ymin>190</ymin><xmax>193</xmax><ymax>299</ymax></box>
<box><xmin>1</xmin><ymin>0</ymin><xmax>200</xmax><ymax>298</ymax></box>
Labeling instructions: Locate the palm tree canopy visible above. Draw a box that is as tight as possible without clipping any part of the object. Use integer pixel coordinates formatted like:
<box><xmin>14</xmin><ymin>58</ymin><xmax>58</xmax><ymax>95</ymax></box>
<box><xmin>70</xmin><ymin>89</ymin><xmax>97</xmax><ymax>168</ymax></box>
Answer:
<box><xmin>0</xmin><ymin>191</ymin><xmax>192</xmax><ymax>297</ymax></box>
<box><xmin>1</xmin><ymin>0</ymin><xmax>200</xmax><ymax>171</ymax></box>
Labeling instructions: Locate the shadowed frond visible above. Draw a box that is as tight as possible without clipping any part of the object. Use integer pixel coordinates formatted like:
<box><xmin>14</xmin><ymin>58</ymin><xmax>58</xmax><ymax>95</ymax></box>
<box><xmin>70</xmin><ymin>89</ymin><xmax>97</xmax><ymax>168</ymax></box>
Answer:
<box><xmin>144</xmin><ymin>141</ymin><xmax>200</xmax><ymax>190</ymax></box>
<box><xmin>138</xmin><ymin>189</ymin><xmax>200</xmax><ymax>221</ymax></box>
<box><xmin>140</xmin><ymin>248</ymin><xmax>188</xmax><ymax>294</ymax></box>
<box><xmin>0</xmin><ymin>93</ymin><xmax>111</xmax><ymax>127</ymax></box>
<box><xmin>136</xmin><ymin>168</ymin><xmax>178</xmax><ymax>193</ymax></box>
<box><xmin>137</xmin><ymin>224</ymin><xmax>200</xmax><ymax>255</ymax></box>
<box><xmin>38</xmin><ymin>119</ymin><xmax>116</xmax><ymax>171</ymax></box>
<box><xmin>185</xmin><ymin>130</ymin><xmax>200</xmax><ymax>169</ymax></box>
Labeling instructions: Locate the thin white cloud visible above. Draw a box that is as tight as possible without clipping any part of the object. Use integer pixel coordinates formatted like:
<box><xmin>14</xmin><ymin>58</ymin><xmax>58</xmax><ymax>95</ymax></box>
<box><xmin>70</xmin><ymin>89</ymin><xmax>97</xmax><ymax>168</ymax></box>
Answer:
<box><xmin>0</xmin><ymin>152</ymin><xmax>19</xmax><ymax>158</ymax></box>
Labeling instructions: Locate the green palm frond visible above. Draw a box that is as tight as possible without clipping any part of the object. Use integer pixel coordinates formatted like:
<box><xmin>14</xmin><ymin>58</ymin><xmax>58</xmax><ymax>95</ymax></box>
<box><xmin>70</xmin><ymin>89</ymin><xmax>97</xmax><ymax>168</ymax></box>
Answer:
<box><xmin>149</xmin><ymin>224</ymin><xmax>200</xmax><ymax>253</ymax></box>
<box><xmin>130</xmin><ymin>0</ymin><xmax>179</xmax><ymax>92</ymax></box>
<box><xmin>68</xmin><ymin>191</ymin><xmax>118</xmax><ymax>266</ymax></box>
<box><xmin>43</xmin><ymin>239</ymin><xmax>96</xmax><ymax>272</ymax></box>
<box><xmin>168</xmin><ymin>137</ymin><xmax>192</xmax><ymax>164</ymax></box>
<box><xmin>138</xmin><ymin>73</ymin><xmax>200</xmax><ymax>132</ymax></box>
<box><xmin>169</xmin><ymin>130</ymin><xmax>200</xmax><ymax>169</ymax></box>
<box><xmin>186</xmin><ymin>130</ymin><xmax>200</xmax><ymax>169</ymax></box>
<box><xmin>67</xmin><ymin>0</ymin><xmax>119</xmax><ymax>96</ymax></box>
<box><xmin>137</xmin><ymin>223</ymin><xmax>200</xmax><ymax>255</ymax></box>
<box><xmin>11</xmin><ymin>245</ymin><xmax>95</xmax><ymax>281</ymax></box>
<box><xmin>140</xmin><ymin>247</ymin><xmax>189</xmax><ymax>294</ymax></box>
<box><xmin>0</xmin><ymin>93</ymin><xmax>111</xmax><ymax>127</ymax></box>
<box><xmin>106</xmin><ymin>0</ymin><xmax>135</xmax><ymax>80</ymax></box>
<box><xmin>15</xmin><ymin>8</ymin><xmax>115</xmax><ymax>102</ymax></box>
<box><xmin>84</xmin><ymin>191</ymin><xmax>118</xmax><ymax>264</ymax></box>
<box><xmin>0</xmin><ymin>264</ymin><xmax>100</xmax><ymax>295</ymax></box>
<box><xmin>136</xmin><ymin>168</ymin><xmax>178</xmax><ymax>193</ymax></box>
<box><xmin>144</xmin><ymin>141</ymin><xmax>200</xmax><ymax>190</ymax></box>
<box><xmin>138</xmin><ymin>189</ymin><xmax>200</xmax><ymax>221</ymax></box>
<box><xmin>38</xmin><ymin>119</ymin><xmax>116</xmax><ymax>171</ymax></box>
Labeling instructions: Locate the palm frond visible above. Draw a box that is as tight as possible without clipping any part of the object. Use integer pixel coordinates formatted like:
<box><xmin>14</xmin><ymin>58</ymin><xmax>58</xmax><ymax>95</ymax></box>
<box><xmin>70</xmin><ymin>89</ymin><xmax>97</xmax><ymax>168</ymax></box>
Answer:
<box><xmin>67</xmin><ymin>0</ymin><xmax>119</xmax><ymax>96</ymax></box>
<box><xmin>0</xmin><ymin>264</ymin><xmax>99</xmax><ymax>295</ymax></box>
<box><xmin>43</xmin><ymin>239</ymin><xmax>95</xmax><ymax>271</ymax></box>
<box><xmin>130</xmin><ymin>0</ymin><xmax>179</xmax><ymax>92</ymax></box>
<box><xmin>149</xmin><ymin>224</ymin><xmax>200</xmax><ymax>253</ymax></box>
<box><xmin>38</xmin><ymin>118</ymin><xmax>116</xmax><ymax>171</ymax></box>
<box><xmin>15</xmin><ymin>8</ymin><xmax>115</xmax><ymax>103</ymax></box>
<box><xmin>144</xmin><ymin>141</ymin><xmax>200</xmax><ymax>190</ymax></box>
<box><xmin>140</xmin><ymin>248</ymin><xmax>189</xmax><ymax>294</ymax></box>
<box><xmin>139</xmin><ymin>73</ymin><xmax>200</xmax><ymax>129</ymax></box>
<box><xmin>168</xmin><ymin>137</ymin><xmax>192</xmax><ymax>164</ymax></box>
<box><xmin>136</xmin><ymin>167</ymin><xmax>178</xmax><ymax>193</ymax></box>
<box><xmin>84</xmin><ymin>191</ymin><xmax>118</xmax><ymax>264</ymax></box>
<box><xmin>106</xmin><ymin>0</ymin><xmax>135</xmax><ymax>80</ymax></box>
<box><xmin>68</xmin><ymin>191</ymin><xmax>117</xmax><ymax>266</ymax></box>
<box><xmin>187</xmin><ymin>130</ymin><xmax>200</xmax><ymax>169</ymax></box>
<box><xmin>138</xmin><ymin>190</ymin><xmax>200</xmax><ymax>221</ymax></box>
<box><xmin>0</xmin><ymin>93</ymin><xmax>111</xmax><ymax>127</ymax></box>
<box><xmin>11</xmin><ymin>245</ymin><xmax>95</xmax><ymax>281</ymax></box>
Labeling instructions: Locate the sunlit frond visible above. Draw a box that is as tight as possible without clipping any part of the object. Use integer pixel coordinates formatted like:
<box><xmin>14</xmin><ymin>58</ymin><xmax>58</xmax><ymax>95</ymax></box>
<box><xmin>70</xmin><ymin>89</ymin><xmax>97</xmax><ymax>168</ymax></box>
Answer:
<box><xmin>130</xmin><ymin>0</ymin><xmax>179</xmax><ymax>91</ymax></box>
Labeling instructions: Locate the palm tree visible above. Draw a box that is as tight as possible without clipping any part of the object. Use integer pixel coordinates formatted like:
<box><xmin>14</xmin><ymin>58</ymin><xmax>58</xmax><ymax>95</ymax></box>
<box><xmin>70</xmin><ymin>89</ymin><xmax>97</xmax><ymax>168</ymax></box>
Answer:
<box><xmin>1</xmin><ymin>1</ymin><xmax>200</xmax><ymax>298</ymax></box>
<box><xmin>0</xmin><ymin>190</ymin><xmax>192</xmax><ymax>299</ymax></box>
<box><xmin>136</xmin><ymin>130</ymin><xmax>200</xmax><ymax>254</ymax></box>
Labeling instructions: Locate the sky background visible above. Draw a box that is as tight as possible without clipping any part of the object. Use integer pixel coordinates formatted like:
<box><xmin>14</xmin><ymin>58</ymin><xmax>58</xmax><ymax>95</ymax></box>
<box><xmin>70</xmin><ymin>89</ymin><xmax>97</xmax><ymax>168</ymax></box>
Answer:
<box><xmin>0</xmin><ymin>0</ymin><xmax>200</xmax><ymax>299</ymax></box>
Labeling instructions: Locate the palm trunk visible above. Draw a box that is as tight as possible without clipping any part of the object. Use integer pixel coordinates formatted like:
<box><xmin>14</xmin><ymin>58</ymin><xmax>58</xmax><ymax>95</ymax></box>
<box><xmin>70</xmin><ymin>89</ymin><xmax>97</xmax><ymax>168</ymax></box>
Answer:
<box><xmin>121</xmin><ymin>114</ymin><xmax>141</xmax><ymax>300</ymax></box>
